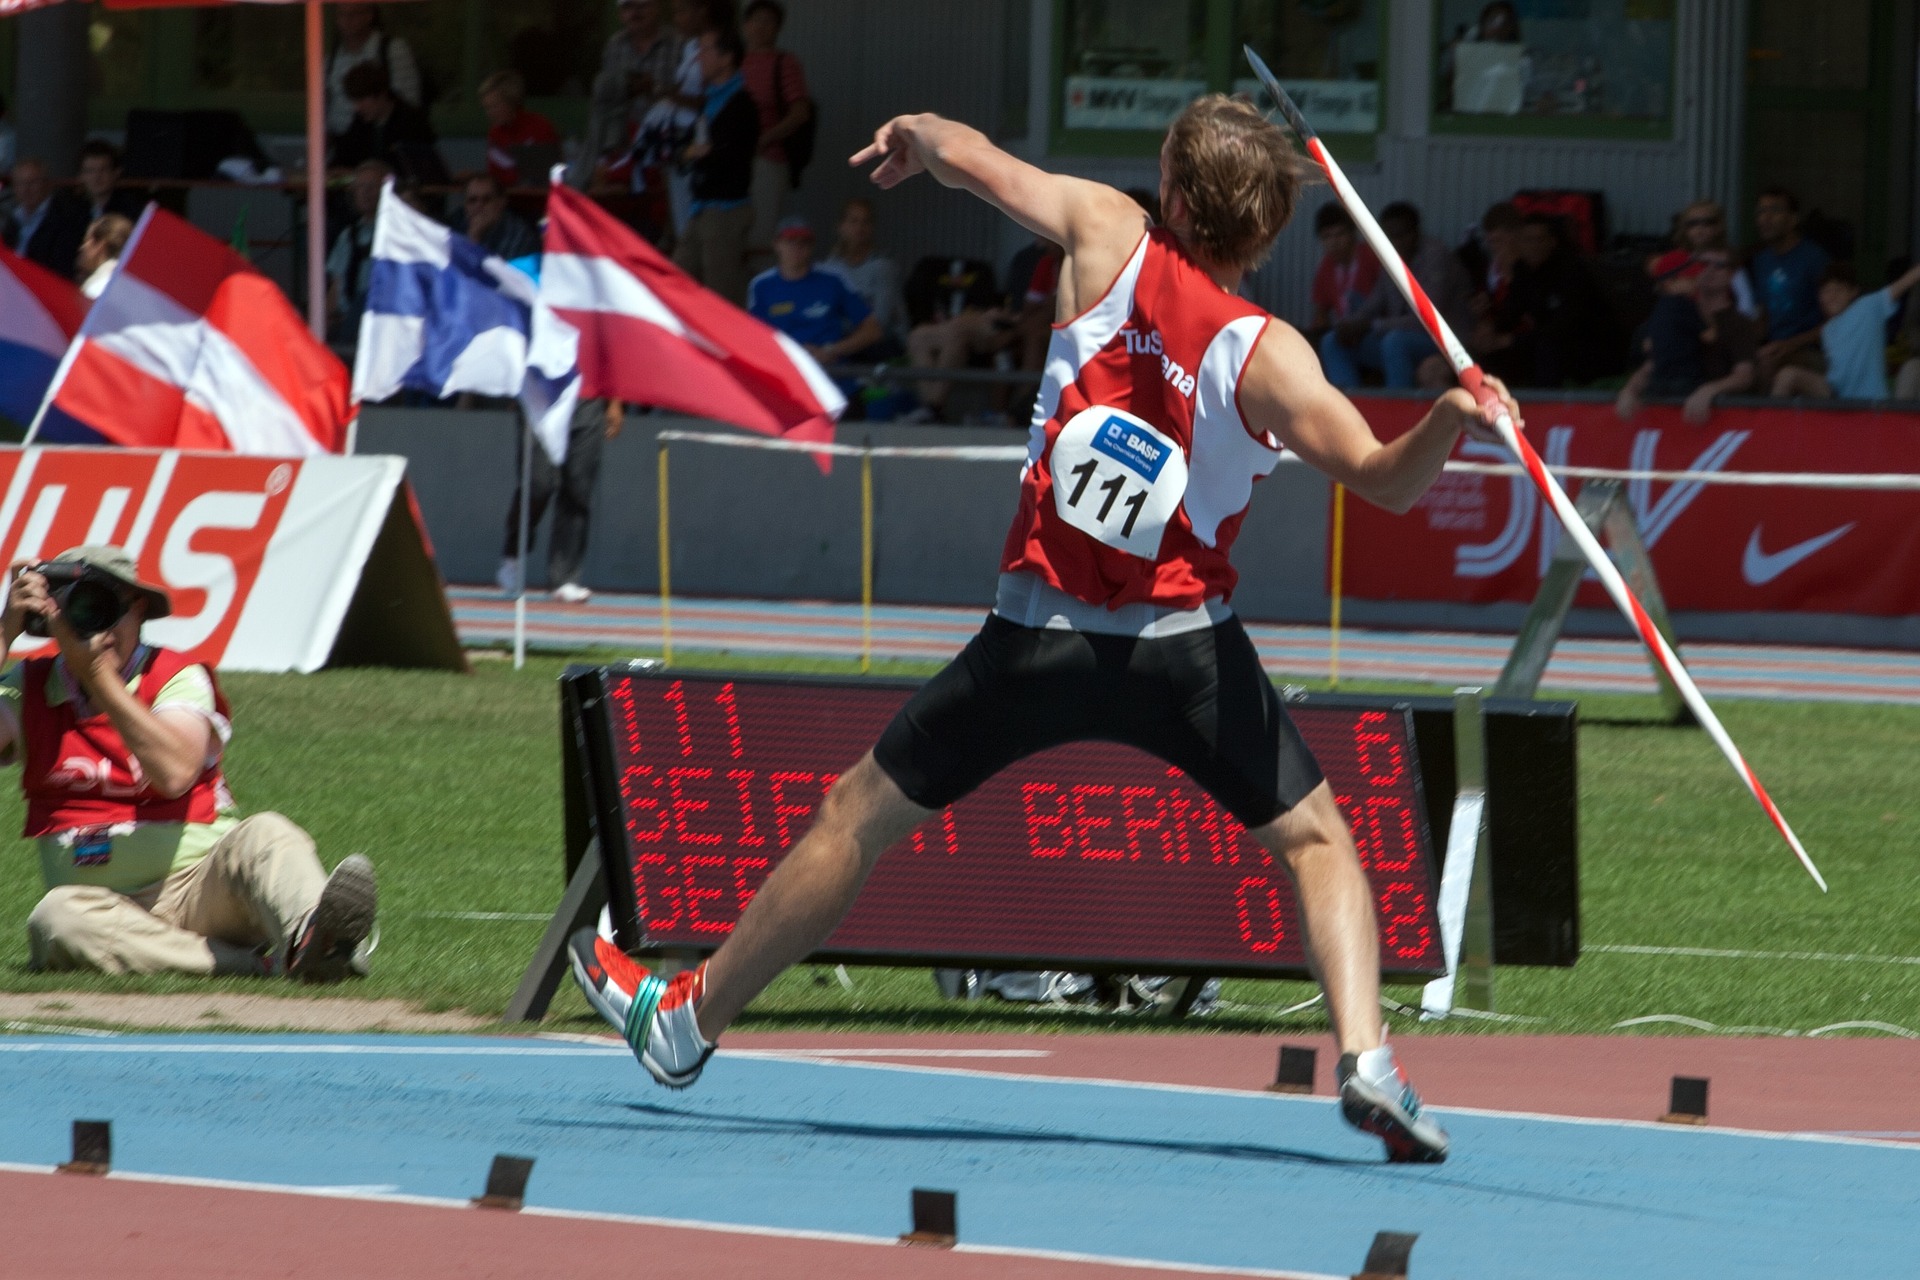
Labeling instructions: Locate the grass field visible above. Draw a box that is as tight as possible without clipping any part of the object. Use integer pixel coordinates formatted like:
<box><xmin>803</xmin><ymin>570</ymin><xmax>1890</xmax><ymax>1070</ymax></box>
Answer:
<box><xmin>2</xmin><ymin>647</ymin><xmax>1916</xmax><ymax>1040</ymax></box>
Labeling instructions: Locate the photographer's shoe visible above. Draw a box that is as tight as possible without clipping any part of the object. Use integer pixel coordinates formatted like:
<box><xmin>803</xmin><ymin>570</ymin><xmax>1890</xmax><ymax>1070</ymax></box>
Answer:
<box><xmin>1338</xmin><ymin>1045</ymin><xmax>1448</xmax><ymax>1164</ymax></box>
<box><xmin>287</xmin><ymin>854</ymin><xmax>377</xmax><ymax>984</ymax></box>
<box><xmin>568</xmin><ymin>928</ymin><xmax>714</xmax><ymax>1089</ymax></box>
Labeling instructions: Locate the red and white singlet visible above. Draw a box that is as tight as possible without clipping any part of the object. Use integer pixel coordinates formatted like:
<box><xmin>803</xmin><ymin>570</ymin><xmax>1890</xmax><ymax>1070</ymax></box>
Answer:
<box><xmin>999</xmin><ymin>228</ymin><xmax>1281</xmax><ymax>617</ymax></box>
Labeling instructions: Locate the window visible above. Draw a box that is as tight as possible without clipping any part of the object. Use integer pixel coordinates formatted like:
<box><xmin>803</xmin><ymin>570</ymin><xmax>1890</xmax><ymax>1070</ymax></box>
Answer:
<box><xmin>1054</xmin><ymin>0</ymin><xmax>1385</xmax><ymax>158</ymax></box>
<box><xmin>1433</xmin><ymin>0</ymin><xmax>1675</xmax><ymax>138</ymax></box>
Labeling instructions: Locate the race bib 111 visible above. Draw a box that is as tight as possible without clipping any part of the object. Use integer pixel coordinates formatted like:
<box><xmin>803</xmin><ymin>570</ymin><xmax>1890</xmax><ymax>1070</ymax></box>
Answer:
<box><xmin>1050</xmin><ymin>407</ymin><xmax>1188</xmax><ymax>559</ymax></box>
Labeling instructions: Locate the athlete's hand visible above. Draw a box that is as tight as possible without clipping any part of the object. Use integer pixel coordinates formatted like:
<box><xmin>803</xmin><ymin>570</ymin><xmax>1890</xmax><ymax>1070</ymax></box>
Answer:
<box><xmin>1440</xmin><ymin>372</ymin><xmax>1522</xmax><ymax>444</ymax></box>
<box><xmin>850</xmin><ymin>116</ymin><xmax>928</xmax><ymax>189</ymax></box>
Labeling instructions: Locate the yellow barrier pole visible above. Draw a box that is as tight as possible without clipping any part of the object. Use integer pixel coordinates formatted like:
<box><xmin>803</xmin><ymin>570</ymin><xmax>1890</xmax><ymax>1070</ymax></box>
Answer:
<box><xmin>657</xmin><ymin>440</ymin><xmax>672</xmax><ymax>666</ymax></box>
<box><xmin>859</xmin><ymin>442</ymin><xmax>873</xmax><ymax>674</ymax></box>
<box><xmin>1329</xmin><ymin>483</ymin><xmax>1345</xmax><ymax>688</ymax></box>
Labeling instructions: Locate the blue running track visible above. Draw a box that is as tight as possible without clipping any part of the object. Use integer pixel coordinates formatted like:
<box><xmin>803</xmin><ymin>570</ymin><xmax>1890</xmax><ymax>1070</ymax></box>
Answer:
<box><xmin>0</xmin><ymin>1035</ymin><xmax>1907</xmax><ymax>1278</ymax></box>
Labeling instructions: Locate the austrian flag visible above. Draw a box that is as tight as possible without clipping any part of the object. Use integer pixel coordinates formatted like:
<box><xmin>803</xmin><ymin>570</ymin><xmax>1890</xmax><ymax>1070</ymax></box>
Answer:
<box><xmin>536</xmin><ymin>184</ymin><xmax>843</xmax><ymax>462</ymax></box>
<box><xmin>34</xmin><ymin>206</ymin><xmax>353</xmax><ymax>455</ymax></box>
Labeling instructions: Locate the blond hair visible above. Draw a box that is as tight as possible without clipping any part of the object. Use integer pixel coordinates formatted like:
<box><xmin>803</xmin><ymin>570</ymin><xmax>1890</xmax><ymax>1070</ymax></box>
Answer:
<box><xmin>478</xmin><ymin>69</ymin><xmax>526</xmax><ymax>107</ymax></box>
<box><xmin>1163</xmin><ymin>94</ymin><xmax>1306</xmax><ymax>272</ymax></box>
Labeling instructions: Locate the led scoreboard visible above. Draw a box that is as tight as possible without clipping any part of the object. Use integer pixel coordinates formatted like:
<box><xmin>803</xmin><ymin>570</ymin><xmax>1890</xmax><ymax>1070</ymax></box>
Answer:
<box><xmin>571</xmin><ymin>667</ymin><xmax>1446</xmax><ymax>978</ymax></box>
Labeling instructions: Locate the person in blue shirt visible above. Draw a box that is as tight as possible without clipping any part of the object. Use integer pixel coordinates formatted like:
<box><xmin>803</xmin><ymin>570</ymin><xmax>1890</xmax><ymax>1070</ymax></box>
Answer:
<box><xmin>1771</xmin><ymin>260</ymin><xmax>1920</xmax><ymax>401</ymax></box>
<box><xmin>747</xmin><ymin>215</ymin><xmax>882</xmax><ymax>365</ymax></box>
<box><xmin>1746</xmin><ymin>186</ymin><xmax>1829</xmax><ymax>388</ymax></box>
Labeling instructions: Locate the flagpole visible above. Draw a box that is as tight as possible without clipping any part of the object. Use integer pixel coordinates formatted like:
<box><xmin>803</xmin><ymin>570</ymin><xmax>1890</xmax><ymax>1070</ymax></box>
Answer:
<box><xmin>305</xmin><ymin>0</ymin><xmax>327</xmax><ymax>339</ymax></box>
<box><xmin>24</xmin><ymin>203</ymin><xmax>159</xmax><ymax>445</ymax></box>
<box><xmin>513</xmin><ymin>411</ymin><xmax>533</xmax><ymax>670</ymax></box>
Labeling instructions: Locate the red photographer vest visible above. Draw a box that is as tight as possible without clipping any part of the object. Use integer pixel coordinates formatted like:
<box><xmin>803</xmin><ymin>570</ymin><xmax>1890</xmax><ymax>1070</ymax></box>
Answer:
<box><xmin>20</xmin><ymin>647</ymin><xmax>233</xmax><ymax>838</ymax></box>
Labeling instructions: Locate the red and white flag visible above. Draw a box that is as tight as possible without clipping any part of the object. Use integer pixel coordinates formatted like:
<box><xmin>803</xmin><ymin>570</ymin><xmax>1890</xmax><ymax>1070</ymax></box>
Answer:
<box><xmin>32</xmin><ymin>205</ymin><xmax>353</xmax><ymax>455</ymax></box>
<box><xmin>535</xmin><ymin>184</ymin><xmax>843</xmax><ymax>464</ymax></box>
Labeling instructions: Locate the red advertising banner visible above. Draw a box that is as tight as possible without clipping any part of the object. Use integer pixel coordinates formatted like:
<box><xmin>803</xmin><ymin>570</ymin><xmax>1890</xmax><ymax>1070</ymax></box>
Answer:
<box><xmin>1341</xmin><ymin>400</ymin><xmax>1920</xmax><ymax>617</ymax></box>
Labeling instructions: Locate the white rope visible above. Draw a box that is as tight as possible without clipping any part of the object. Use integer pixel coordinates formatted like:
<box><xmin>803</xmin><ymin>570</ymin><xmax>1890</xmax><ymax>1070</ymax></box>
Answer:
<box><xmin>653</xmin><ymin>428</ymin><xmax>1920</xmax><ymax>490</ymax></box>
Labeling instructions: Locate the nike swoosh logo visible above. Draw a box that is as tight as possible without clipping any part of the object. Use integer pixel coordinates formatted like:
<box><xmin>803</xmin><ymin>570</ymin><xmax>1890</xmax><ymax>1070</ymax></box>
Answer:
<box><xmin>1742</xmin><ymin>523</ymin><xmax>1856</xmax><ymax>585</ymax></box>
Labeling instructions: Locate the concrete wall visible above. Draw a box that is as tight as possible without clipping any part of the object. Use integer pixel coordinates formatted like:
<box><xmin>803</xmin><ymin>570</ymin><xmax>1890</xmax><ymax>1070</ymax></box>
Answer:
<box><xmin>361</xmin><ymin>405</ymin><xmax>1919</xmax><ymax>650</ymax></box>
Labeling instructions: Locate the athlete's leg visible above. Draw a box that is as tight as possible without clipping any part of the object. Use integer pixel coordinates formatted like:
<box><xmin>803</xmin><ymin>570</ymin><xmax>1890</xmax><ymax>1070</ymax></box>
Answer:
<box><xmin>1248</xmin><ymin>783</ymin><xmax>1384</xmax><ymax>1055</ymax></box>
<box><xmin>695</xmin><ymin>753</ymin><xmax>931</xmax><ymax>1037</ymax></box>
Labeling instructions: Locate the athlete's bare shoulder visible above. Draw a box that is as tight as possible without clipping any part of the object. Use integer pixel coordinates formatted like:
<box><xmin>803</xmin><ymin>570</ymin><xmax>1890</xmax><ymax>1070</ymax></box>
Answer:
<box><xmin>1235</xmin><ymin>316</ymin><xmax>1371</xmax><ymax>461</ymax></box>
<box><xmin>1055</xmin><ymin>184</ymin><xmax>1153</xmax><ymax>319</ymax></box>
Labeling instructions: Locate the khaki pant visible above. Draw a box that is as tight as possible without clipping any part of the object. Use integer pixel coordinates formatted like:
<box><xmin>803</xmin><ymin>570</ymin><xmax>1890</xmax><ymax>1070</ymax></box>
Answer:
<box><xmin>673</xmin><ymin>203</ymin><xmax>754</xmax><ymax>307</ymax></box>
<box><xmin>26</xmin><ymin>813</ymin><xmax>327</xmax><ymax>976</ymax></box>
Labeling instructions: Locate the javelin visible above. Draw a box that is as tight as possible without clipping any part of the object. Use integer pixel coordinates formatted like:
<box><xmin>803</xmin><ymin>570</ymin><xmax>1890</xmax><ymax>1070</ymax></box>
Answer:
<box><xmin>1244</xmin><ymin>48</ymin><xmax>1825</xmax><ymax>891</ymax></box>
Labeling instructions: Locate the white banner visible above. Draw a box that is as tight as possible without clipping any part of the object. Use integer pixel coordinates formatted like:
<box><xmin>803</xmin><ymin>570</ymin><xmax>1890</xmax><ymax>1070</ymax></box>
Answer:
<box><xmin>1231</xmin><ymin>77</ymin><xmax>1381</xmax><ymax>133</ymax></box>
<box><xmin>1062</xmin><ymin>77</ymin><xmax>1208</xmax><ymax>130</ymax></box>
<box><xmin>0</xmin><ymin>446</ymin><xmax>421</xmax><ymax>673</ymax></box>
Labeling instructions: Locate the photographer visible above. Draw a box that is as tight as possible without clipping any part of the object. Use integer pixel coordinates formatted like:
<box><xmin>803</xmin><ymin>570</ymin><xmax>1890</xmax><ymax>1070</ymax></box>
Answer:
<box><xmin>0</xmin><ymin>546</ymin><xmax>377</xmax><ymax>980</ymax></box>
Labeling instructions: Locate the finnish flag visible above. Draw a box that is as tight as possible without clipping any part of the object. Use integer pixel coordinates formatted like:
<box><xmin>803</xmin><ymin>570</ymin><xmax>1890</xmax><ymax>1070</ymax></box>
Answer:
<box><xmin>351</xmin><ymin>181</ymin><xmax>579</xmax><ymax>463</ymax></box>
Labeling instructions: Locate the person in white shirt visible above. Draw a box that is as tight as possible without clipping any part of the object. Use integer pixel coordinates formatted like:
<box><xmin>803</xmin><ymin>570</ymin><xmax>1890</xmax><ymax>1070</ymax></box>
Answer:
<box><xmin>821</xmin><ymin>197</ymin><xmax>904</xmax><ymax>355</ymax></box>
<box><xmin>325</xmin><ymin>4</ymin><xmax>422</xmax><ymax>139</ymax></box>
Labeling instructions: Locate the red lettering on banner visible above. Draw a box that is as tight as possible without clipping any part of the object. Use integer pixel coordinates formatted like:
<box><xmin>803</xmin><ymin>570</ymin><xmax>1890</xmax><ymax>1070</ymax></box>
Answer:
<box><xmin>1022</xmin><ymin>782</ymin><xmax>1072</xmax><ymax>857</ymax></box>
<box><xmin>1233</xmin><ymin>876</ymin><xmax>1283</xmax><ymax>952</ymax></box>
<box><xmin>1360</xmin><ymin>796</ymin><xmax>1419</xmax><ymax>873</ymax></box>
<box><xmin>607</xmin><ymin>679</ymin><xmax>644</xmax><ymax>758</ymax></box>
<box><xmin>666</xmin><ymin>767</ymin><xmax>724</xmax><ymax>845</ymax></box>
<box><xmin>1120</xmin><ymin>786</ymin><xmax>1165</xmax><ymax>862</ymax></box>
<box><xmin>0</xmin><ymin>451</ymin><xmax>160</xmax><ymax>566</ymax></box>
<box><xmin>663</xmin><ymin>681</ymin><xmax>694</xmax><ymax>757</ymax></box>
<box><xmin>727</xmin><ymin>769</ymin><xmax>765</xmax><ymax>846</ymax></box>
<box><xmin>1070</xmin><ymin>784</ymin><xmax>1124</xmax><ymax>860</ymax></box>
<box><xmin>714</xmin><ymin>682</ymin><xmax>744</xmax><ymax>758</ymax></box>
<box><xmin>633</xmin><ymin>852</ymin><xmax>681</xmax><ymax>929</ymax></box>
<box><xmin>134</xmin><ymin>454</ymin><xmax>296</xmax><ymax>662</ymax></box>
<box><xmin>620</xmin><ymin>765</ymin><xmax>667</xmax><ymax>842</ymax></box>
<box><xmin>909</xmin><ymin>807</ymin><xmax>960</xmax><ymax>856</ymax></box>
<box><xmin>681</xmin><ymin>854</ymin><xmax>731</xmax><ymax>932</ymax></box>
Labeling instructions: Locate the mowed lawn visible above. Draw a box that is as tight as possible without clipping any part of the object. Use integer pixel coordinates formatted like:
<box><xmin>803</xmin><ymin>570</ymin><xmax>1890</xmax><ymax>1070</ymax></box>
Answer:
<box><xmin>1</xmin><ymin>650</ymin><xmax>1916</xmax><ymax>1039</ymax></box>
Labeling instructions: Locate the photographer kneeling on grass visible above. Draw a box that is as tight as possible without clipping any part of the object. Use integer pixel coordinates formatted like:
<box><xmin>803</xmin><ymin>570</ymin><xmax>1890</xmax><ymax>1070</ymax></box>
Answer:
<box><xmin>0</xmin><ymin>546</ymin><xmax>377</xmax><ymax>980</ymax></box>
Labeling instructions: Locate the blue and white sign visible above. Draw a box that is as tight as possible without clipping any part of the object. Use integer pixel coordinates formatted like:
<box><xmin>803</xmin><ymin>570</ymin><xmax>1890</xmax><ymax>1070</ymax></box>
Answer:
<box><xmin>1092</xmin><ymin>414</ymin><xmax>1172</xmax><ymax>482</ymax></box>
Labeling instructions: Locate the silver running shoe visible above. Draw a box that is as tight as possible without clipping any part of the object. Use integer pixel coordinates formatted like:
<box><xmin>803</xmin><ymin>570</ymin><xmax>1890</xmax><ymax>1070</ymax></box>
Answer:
<box><xmin>567</xmin><ymin>928</ymin><xmax>715</xmax><ymax>1088</ymax></box>
<box><xmin>1338</xmin><ymin>1048</ymin><xmax>1449</xmax><ymax>1163</ymax></box>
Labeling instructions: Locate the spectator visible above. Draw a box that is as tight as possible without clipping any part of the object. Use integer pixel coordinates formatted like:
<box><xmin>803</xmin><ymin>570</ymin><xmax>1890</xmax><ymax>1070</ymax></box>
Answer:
<box><xmin>326</xmin><ymin>3</ymin><xmax>422</xmax><ymax>140</ymax></box>
<box><xmin>332</xmin><ymin>62</ymin><xmax>448</xmax><ymax>185</ymax></box>
<box><xmin>75</xmin><ymin>141</ymin><xmax>143</xmax><ymax>224</ymax></box>
<box><xmin>2</xmin><ymin>159</ymin><xmax>85</xmax><ymax>279</ymax></box>
<box><xmin>749</xmin><ymin>216</ymin><xmax>882</xmax><ymax>372</ymax></box>
<box><xmin>1481</xmin><ymin>213</ymin><xmax>1621</xmax><ymax>387</ymax></box>
<box><xmin>479</xmin><ymin>70</ymin><xmax>560</xmax><ymax>190</ymax></box>
<box><xmin>0</xmin><ymin>90</ymin><xmax>14</xmax><ymax>180</ymax></box>
<box><xmin>741</xmin><ymin>0</ymin><xmax>812</xmax><ymax>261</ymax></box>
<box><xmin>76</xmin><ymin>214</ymin><xmax>133</xmax><ymax>301</ymax></box>
<box><xmin>1306</xmin><ymin>201</ymin><xmax>1379</xmax><ymax>345</ymax></box>
<box><xmin>1771</xmin><ymin>261</ymin><xmax>1920</xmax><ymax>401</ymax></box>
<box><xmin>1319</xmin><ymin>201</ymin><xmax>1471</xmax><ymax>390</ymax></box>
<box><xmin>1615</xmin><ymin>249</ymin><xmax>1760</xmax><ymax>423</ymax></box>
<box><xmin>586</xmin><ymin>0</ymin><xmax>681</xmax><ymax>167</ymax></box>
<box><xmin>1748</xmin><ymin>186</ymin><xmax>1829</xmax><ymax>388</ymax></box>
<box><xmin>4</xmin><ymin>546</ymin><xmax>378</xmax><ymax>980</ymax></box>
<box><xmin>821</xmin><ymin>197</ymin><xmax>905</xmax><ymax>355</ymax></box>
<box><xmin>902</xmin><ymin>256</ymin><xmax>1006</xmax><ymax>422</ymax></box>
<box><xmin>325</xmin><ymin>160</ymin><xmax>391</xmax><ymax>343</ymax></box>
<box><xmin>673</xmin><ymin>24</ymin><xmax>758</xmax><ymax>305</ymax></box>
<box><xmin>499</xmin><ymin>400</ymin><xmax>623</xmax><ymax>604</ymax></box>
<box><xmin>1459</xmin><ymin>199</ymin><xmax>1523</xmax><ymax>316</ymax></box>
<box><xmin>456</xmin><ymin>173</ymin><xmax>541</xmax><ymax>260</ymax></box>
<box><xmin>1670</xmin><ymin>199</ymin><xmax>1756</xmax><ymax>318</ymax></box>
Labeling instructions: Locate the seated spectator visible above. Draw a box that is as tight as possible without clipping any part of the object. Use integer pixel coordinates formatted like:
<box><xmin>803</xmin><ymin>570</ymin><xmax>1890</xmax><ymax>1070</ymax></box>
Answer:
<box><xmin>741</xmin><ymin>0</ymin><xmax>812</xmax><ymax>262</ymax></box>
<box><xmin>902</xmin><ymin>255</ymin><xmax>1007</xmax><ymax>422</ymax></box>
<box><xmin>3</xmin><ymin>159</ymin><xmax>86</xmax><ymax>279</ymax></box>
<box><xmin>332</xmin><ymin>62</ymin><xmax>447</xmax><ymax>185</ymax></box>
<box><xmin>821</xmin><ymin>197</ymin><xmax>905</xmax><ymax>357</ymax></box>
<box><xmin>1748</xmin><ymin>186</ymin><xmax>1829</xmax><ymax>388</ymax></box>
<box><xmin>1771</xmin><ymin>261</ymin><xmax>1920</xmax><ymax>401</ymax></box>
<box><xmin>673</xmin><ymin>24</ymin><xmax>758</xmax><ymax>305</ymax></box>
<box><xmin>1615</xmin><ymin>249</ymin><xmax>1760</xmax><ymax>423</ymax></box>
<box><xmin>4</xmin><ymin>546</ymin><xmax>378</xmax><ymax>980</ymax></box>
<box><xmin>479</xmin><ymin>70</ymin><xmax>560</xmax><ymax>190</ymax></box>
<box><xmin>1459</xmin><ymin>200</ymin><xmax>1522</xmax><ymax>320</ymax></box>
<box><xmin>586</xmin><ymin>0</ymin><xmax>680</xmax><ymax>169</ymax></box>
<box><xmin>749</xmin><ymin>216</ymin><xmax>882</xmax><ymax>370</ymax></box>
<box><xmin>1669</xmin><ymin>199</ymin><xmax>1755</xmax><ymax>317</ymax></box>
<box><xmin>75</xmin><ymin>140</ymin><xmax>144</xmax><ymax>224</ymax></box>
<box><xmin>1306</xmin><ymin>201</ymin><xmax>1379</xmax><ymax>347</ymax></box>
<box><xmin>1480</xmin><ymin>213</ymin><xmax>1621</xmax><ymax>387</ymax></box>
<box><xmin>456</xmin><ymin>173</ymin><xmax>540</xmax><ymax>260</ymax></box>
<box><xmin>325</xmin><ymin>160</ymin><xmax>390</xmax><ymax>343</ymax></box>
<box><xmin>76</xmin><ymin>214</ymin><xmax>133</xmax><ymax>301</ymax></box>
<box><xmin>1319</xmin><ymin>200</ymin><xmax>1471</xmax><ymax>391</ymax></box>
<box><xmin>326</xmin><ymin>3</ymin><xmax>422</xmax><ymax>141</ymax></box>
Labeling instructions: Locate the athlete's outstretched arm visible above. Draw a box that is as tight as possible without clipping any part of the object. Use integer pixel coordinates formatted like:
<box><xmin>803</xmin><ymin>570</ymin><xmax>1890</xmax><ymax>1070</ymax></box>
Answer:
<box><xmin>850</xmin><ymin>114</ymin><xmax>1142</xmax><ymax>268</ymax></box>
<box><xmin>1240</xmin><ymin>323</ymin><xmax>1523</xmax><ymax>514</ymax></box>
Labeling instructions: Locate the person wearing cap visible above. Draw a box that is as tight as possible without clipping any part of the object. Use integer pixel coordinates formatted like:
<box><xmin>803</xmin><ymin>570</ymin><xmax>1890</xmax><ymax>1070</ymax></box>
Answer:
<box><xmin>0</xmin><ymin>547</ymin><xmax>377</xmax><ymax>980</ymax></box>
<box><xmin>747</xmin><ymin>215</ymin><xmax>883</xmax><ymax>368</ymax></box>
<box><xmin>1616</xmin><ymin>248</ymin><xmax>1762</xmax><ymax>424</ymax></box>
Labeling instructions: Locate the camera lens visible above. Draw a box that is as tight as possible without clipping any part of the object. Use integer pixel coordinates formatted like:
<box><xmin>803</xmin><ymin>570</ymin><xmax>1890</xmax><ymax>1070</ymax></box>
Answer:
<box><xmin>62</xmin><ymin>580</ymin><xmax>126</xmax><ymax>638</ymax></box>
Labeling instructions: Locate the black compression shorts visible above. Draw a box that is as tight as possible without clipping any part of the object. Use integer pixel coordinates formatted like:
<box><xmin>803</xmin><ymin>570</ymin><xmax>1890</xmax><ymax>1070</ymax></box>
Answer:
<box><xmin>873</xmin><ymin>614</ymin><xmax>1325</xmax><ymax>829</ymax></box>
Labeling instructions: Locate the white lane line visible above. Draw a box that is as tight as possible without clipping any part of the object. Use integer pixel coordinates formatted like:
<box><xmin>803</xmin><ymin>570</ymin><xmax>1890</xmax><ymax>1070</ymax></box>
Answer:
<box><xmin>0</xmin><ymin>1043</ymin><xmax>625</xmax><ymax>1057</ymax></box>
<box><xmin>0</xmin><ymin>1162</ymin><xmax>1333</xmax><ymax>1279</ymax></box>
<box><xmin>1591</xmin><ymin>943</ymin><xmax>1920</xmax><ymax>967</ymax></box>
<box><xmin>415</xmin><ymin>911</ymin><xmax>550</xmax><ymax>922</ymax></box>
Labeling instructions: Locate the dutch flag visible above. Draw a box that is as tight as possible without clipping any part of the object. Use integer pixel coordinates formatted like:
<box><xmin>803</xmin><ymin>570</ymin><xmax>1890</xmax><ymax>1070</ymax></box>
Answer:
<box><xmin>0</xmin><ymin>243</ymin><xmax>86</xmax><ymax>434</ymax></box>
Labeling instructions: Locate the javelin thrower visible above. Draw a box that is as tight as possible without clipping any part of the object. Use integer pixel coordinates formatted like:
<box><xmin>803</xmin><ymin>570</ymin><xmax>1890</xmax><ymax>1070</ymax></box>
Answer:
<box><xmin>572</xmin><ymin>94</ymin><xmax>1525</xmax><ymax>1164</ymax></box>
